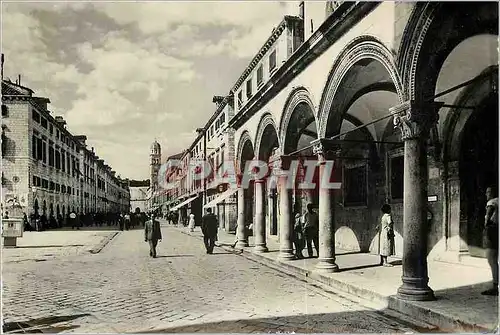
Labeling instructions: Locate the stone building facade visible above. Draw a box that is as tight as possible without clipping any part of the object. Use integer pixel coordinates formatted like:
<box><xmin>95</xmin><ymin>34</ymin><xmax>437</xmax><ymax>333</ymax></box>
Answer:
<box><xmin>227</xmin><ymin>1</ymin><xmax>497</xmax><ymax>302</ymax></box>
<box><xmin>164</xmin><ymin>95</ymin><xmax>237</xmax><ymax>230</ymax></box>
<box><xmin>1</xmin><ymin>79</ymin><xmax>130</xmax><ymax>219</ymax></box>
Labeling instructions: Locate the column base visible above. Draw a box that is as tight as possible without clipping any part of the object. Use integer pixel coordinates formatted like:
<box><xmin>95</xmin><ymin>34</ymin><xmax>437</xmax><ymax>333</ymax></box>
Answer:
<box><xmin>278</xmin><ymin>250</ymin><xmax>295</xmax><ymax>261</ymax></box>
<box><xmin>315</xmin><ymin>258</ymin><xmax>339</xmax><ymax>273</ymax></box>
<box><xmin>253</xmin><ymin>245</ymin><xmax>269</xmax><ymax>253</ymax></box>
<box><xmin>235</xmin><ymin>240</ymin><xmax>248</xmax><ymax>249</ymax></box>
<box><xmin>397</xmin><ymin>277</ymin><xmax>436</xmax><ymax>301</ymax></box>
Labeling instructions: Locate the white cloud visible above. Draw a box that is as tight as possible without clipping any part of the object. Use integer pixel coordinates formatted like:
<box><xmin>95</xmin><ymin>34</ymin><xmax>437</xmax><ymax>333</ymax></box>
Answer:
<box><xmin>94</xmin><ymin>1</ymin><xmax>300</xmax><ymax>59</ymax></box>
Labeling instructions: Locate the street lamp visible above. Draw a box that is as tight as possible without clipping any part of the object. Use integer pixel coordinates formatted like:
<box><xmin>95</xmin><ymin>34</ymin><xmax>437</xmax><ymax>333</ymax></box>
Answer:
<box><xmin>195</xmin><ymin>127</ymin><xmax>207</xmax><ymax>206</ymax></box>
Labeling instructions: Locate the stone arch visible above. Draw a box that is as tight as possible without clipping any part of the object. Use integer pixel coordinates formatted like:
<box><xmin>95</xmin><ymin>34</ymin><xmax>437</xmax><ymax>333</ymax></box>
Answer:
<box><xmin>254</xmin><ymin>113</ymin><xmax>280</xmax><ymax>161</ymax></box>
<box><xmin>318</xmin><ymin>35</ymin><xmax>404</xmax><ymax>138</ymax></box>
<box><xmin>279</xmin><ymin>87</ymin><xmax>319</xmax><ymax>155</ymax></box>
<box><xmin>236</xmin><ymin>130</ymin><xmax>254</xmax><ymax>174</ymax></box>
<box><xmin>398</xmin><ymin>2</ymin><xmax>498</xmax><ymax>101</ymax></box>
<box><xmin>442</xmin><ymin>65</ymin><xmax>498</xmax><ymax>162</ymax></box>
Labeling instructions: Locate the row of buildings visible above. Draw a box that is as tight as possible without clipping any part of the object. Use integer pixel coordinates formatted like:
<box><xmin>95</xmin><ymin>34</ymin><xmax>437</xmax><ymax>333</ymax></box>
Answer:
<box><xmin>1</xmin><ymin>77</ymin><xmax>131</xmax><ymax>221</ymax></box>
<box><xmin>149</xmin><ymin>1</ymin><xmax>497</xmax><ymax>302</ymax></box>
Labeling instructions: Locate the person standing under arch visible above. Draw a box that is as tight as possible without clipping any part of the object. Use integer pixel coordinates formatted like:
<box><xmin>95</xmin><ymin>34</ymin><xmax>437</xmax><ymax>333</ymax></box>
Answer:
<box><xmin>482</xmin><ymin>186</ymin><xmax>498</xmax><ymax>296</ymax></box>
<box><xmin>378</xmin><ymin>204</ymin><xmax>395</xmax><ymax>267</ymax></box>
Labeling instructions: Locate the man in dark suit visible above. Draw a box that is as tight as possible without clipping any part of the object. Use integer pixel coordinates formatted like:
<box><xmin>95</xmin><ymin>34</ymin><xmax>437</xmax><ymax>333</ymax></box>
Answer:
<box><xmin>201</xmin><ymin>208</ymin><xmax>218</xmax><ymax>254</ymax></box>
<box><xmin>144</xmin><ymin>213</ymin><xmax>162</xmax><ymax>258</ymax></box>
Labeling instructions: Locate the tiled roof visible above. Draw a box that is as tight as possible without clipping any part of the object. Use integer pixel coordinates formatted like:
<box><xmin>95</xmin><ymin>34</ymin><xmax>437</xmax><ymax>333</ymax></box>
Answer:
<box><xmin>1</xmin><ymin>80</ymin><xmax>34</xmax><ymax>96</ymax></box>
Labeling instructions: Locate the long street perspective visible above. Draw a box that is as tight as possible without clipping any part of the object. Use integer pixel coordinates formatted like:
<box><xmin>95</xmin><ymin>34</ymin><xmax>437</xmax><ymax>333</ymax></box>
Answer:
<box><xmin>1</xmin><ymin>1</ymin><xmax>499</xmax><ymax>333</ymax></box>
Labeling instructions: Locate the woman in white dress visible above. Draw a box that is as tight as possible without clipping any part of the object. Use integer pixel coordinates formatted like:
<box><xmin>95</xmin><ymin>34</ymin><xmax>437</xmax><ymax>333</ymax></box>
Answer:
<box><xmin>188</xmin><ymin>213</ymin><xmax>196</xmax><ymax>232</ymax></box>
<box><xmin>378</xmin><ymin>204</ymin><xmax>395</xmax><ymax>267</ymax></box>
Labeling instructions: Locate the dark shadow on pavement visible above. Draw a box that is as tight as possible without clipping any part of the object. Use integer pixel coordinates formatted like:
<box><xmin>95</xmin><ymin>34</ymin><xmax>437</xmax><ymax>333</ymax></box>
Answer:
<box><xmin>3</xmin><ymin>314</ymin><xmax>89</xmax><ymax>333</ymax></box>
<box><xmin>339</xmin><ymin>262</ymin><xmax>388</xmax><ymax>272</ymax></box>
<box><xmin>133</xmin><ymin>283</ymin><xmax>498</xmax><ymax>334</ymax></box>
<box><xmin>156</xmin><ymin>255</ymin><xmax>195</xmax><ymax>258</ymax></box>
<box><xmin>135</xmin><ymin>310</ymin><xmax>442</xmax><ymax>334</ymax></box>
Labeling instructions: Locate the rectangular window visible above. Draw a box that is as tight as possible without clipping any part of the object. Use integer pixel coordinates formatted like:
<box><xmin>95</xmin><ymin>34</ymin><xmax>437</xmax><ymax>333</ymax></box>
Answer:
<box><xmin>49</xmin><ymin>181</ymin><xmax>55</xmax><ymax>191</ymax></box>
<box><xmin>237</xmin><ymin>91</ymin><xmax>243</xmax><ymax>109</ymax></box>
<box><xmin>220</xmin><ymin>113</ymin><xmax>225</xmax><ymax>124</ymax></box>
<box><xmin>2</xmin><ymin>105</ymin><xmax>8</xmax><ymax>117</ymax></box>
<box><xmin>42</xmin><ymin>179</ymin><xmax>48</xmax><ymax>189</ymax></box>
<box><xmin>32</xmin><ymin>135</ymin><xmax>37</xmax><ymax>159</ymax></box>
<box><xmin>67</xmin><ymin>186</ymin><xmax>72</xmax><ymax>194</ymax></box>
<box><xmin>343</xmin><ymin>164</ymin><xmax>368</xmax><ymax>207</ymax></box>
<box><xmin>55</xmin><ymin>183</ymin><xmax>60</xmax><ymax>193</ymax></box>
<box><xmin>41</xmin><ymin>118</ymin><xmax>48</xmax><ymax>129</ymax></box>
<box><xmin>390</xmin><ymin>155</ymin><xmax>404</xmax><ymax>201</ymax></box>
<box><xmin>269</xmin><ymin>49</ymin><xmax>277</xmax><ymax>72</ymax></box>
<box><xmin>49</xmin><ymin>146</ymin><xmax>55</xmax><ymax>167</ymax></box>
<box><xmin>61</xmin><ymin>151</ymin><xmax>66</xmax><ymax>172</ymax></box>
<box><xmin>61</xmin><ymin>185</ymin><xmax>66</xmax><ymax>193</ymax></box>
<box><xmin>42</xmin><ymin>141</ymin><xmax>47</xmax><ymax>164</ymax></box>
<box><xmin>257</xmin><ymin>64</ymin><xmax>264</xmax><ymax>86</ymax></box>
<box><xmin>246</xmin><ymin>78</ymin><xmax>253</xmax><ymax>98</ymax></box>
<box><xmin>49</xmin><ymin>124</ymin><xmax>53</xmax><ymax>135</ymax></box>
<box><xmin>67</xmin><ymin>155</ymin><xmax>71</xmax><ymax>175</ymax></box>
<box><xmin>32</xmin><ymin>110</ymin><xmax>40</xmax><ymax>123</ymax></box>
<box><xmin>32</xmin><ymin>175</ymin><xmax>36</xmax><ymax>187</ymax></box>
<box><xmin>55</xmin><ymin>150</ymin><xmax>61</xmax><ymax>169</ymax></box>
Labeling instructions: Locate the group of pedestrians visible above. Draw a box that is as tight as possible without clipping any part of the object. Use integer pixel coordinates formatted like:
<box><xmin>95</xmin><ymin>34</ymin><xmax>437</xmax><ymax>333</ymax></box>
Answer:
<box><xmin>144</xmin><ymin>208</ymin><xmax>219</xmax><ymax>257</ymax></box>
<box><xmin>144</xmin><ymin>189</ymin><xmax>499</xmax><ymax>297</ymax></box>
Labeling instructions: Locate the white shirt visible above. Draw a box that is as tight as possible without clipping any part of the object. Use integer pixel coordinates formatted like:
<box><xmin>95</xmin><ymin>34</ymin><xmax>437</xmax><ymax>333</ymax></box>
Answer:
<box><xmin>486</xmin><ymin>198</ymin><xmax>498</xmax><ymax>224</ymax></box>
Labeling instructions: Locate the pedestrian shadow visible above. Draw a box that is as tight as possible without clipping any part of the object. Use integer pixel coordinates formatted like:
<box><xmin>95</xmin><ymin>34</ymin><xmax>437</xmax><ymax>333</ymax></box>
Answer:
<box><xmin>156</xmin><ymin>255</ymin><xmax>194</xmax><ymax>258</ymax></box>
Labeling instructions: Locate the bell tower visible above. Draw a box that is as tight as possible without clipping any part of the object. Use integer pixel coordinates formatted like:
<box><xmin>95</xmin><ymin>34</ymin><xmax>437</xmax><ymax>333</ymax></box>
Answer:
<box><xmin>150</xmin><ymin>140</ymin><xmax>161</xmax><ymax>191</ymax></box>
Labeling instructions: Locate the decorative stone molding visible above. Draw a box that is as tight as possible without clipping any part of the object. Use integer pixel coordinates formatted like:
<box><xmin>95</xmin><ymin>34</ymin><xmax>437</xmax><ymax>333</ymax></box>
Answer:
<box><xmin>390</xmin><ymin>101</ymin><xmax>443</xmax><ymax>140</ymax></box>
<box><xmin>254</xmin><ymin>113</ymin><xmax>280</xmax><ymax>160</ymax></box>
<box><xmin>396</xmin><ymin>3</ymin><xmax>439</xmax><ymax>101</ymax></box>
<box><xmin>279</xmin><ymin>87</ymin><xmax>318</xmax><ymax>154</ymax></box>
<box><xmin>311</xmin><ymin>139</ymin><xmax>339</xmax><ymax>161</ymax></box>
<box><xmin>318</xmin><ymin>35</ymin><xmax>404</xmax><ymax>138</ymax></box>
<box><xmin>236</xmin><ymin>131</ymin><xmax>253</xmax><ymax>174</ymax></box>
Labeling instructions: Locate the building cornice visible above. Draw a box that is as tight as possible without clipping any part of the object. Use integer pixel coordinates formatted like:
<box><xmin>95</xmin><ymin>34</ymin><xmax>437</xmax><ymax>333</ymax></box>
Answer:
<box><xmin>231</xmin><ymin>16</ymin><xmax>302</xmax><ymax>92</ymax></box>
<box><xmin>229</xmin><ymin>2</ymin><xmax>378</xmax><ymax>130</ymax></box>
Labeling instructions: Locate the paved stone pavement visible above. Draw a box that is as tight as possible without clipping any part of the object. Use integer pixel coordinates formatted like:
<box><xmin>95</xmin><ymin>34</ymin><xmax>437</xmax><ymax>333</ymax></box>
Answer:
<box><xmin>2</xmin><ymin>230</ymin><xmax>116</xmax><ymax>264</ymax></box>
<box><xmin>3</xmin><ymin>226</ymin><xmax>430</xmax><ymax>333</ymax></box>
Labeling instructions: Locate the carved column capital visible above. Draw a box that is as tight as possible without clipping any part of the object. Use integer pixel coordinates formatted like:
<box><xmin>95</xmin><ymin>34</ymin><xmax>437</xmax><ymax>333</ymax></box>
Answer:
<box><xmin>390</xmin><ymin>101</ymin><xmax>443</xmax><ymax>140</ymax></box>
<box><xmin>312</xmin><ymin>139</ymin><xmax>339</xmax><ymax>162</ymax></box>
<box><xmin>268</xmin><ymin>153</ymin><xmax>291</xmax><ymax>176</ymax></box>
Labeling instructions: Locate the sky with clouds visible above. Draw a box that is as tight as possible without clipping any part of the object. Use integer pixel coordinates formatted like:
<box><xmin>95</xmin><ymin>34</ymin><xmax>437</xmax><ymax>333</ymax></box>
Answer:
<box><xmin>1</xmin><ymin>0</ymin><xmax>301</xmax><ymax>180</ymax></box>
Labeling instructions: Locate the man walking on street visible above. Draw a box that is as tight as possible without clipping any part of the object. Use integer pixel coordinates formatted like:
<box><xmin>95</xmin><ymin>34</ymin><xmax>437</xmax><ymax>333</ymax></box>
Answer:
<box><xmin>144</xmin><ymin>213</ymin><xmax>162</xmax><ymax>258</ymax></box>
<box><xmin>201</xmin><ymin>208</ymin><xmax>218</xmax><ymax>254</ymax></box>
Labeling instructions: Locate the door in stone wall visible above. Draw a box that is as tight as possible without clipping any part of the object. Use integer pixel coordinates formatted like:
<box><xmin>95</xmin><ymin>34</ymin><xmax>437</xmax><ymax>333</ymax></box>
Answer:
<box><xmin>459</xmin><ymin>95</ymin><xmax>498</xmax><ymax>258</ymax></box>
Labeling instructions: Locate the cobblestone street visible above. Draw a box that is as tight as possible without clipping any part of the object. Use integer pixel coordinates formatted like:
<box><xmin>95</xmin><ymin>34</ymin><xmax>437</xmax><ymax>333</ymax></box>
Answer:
<box><xmin>3</xmin><ymin>226</ymin><xmax>427</xmax><ymax>333</ymax></box>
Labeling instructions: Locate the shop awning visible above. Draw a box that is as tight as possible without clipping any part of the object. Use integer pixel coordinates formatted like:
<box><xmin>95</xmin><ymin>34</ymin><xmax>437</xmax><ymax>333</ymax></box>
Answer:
<box><xmin>203</xmin><ymin>188</ymin><xmax>238</xmax><ymax>209</ymax></box>
<box><xmin>169</xmin><ymin>196</ymin><xmax>198</xmax><ymax>212</ymax></box>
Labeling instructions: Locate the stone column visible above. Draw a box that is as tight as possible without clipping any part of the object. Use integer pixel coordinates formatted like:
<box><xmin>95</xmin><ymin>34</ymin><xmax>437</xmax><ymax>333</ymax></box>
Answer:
<box><xmin>235</xmin><ymin>187</ymin><xmax>248</xmax><ymax>249</ymax></box>
<box><xmin>390</xmin><ymin>101</ymin><xmax>442</xmax><ymax>301</ymax></box>
<box><xmin>313</xmin><ymin>140</ymin><xmax>339</xmax><ymax>272</ymax></box>
<box><xmin>253</xmin><ymin>178</ymin><xmax>268</xmax><ymax>252</ymax></box>
<box><xmin>276</xmin><ymin>160</ymin><xmax>294</xmax><ymax>260</ymax></box>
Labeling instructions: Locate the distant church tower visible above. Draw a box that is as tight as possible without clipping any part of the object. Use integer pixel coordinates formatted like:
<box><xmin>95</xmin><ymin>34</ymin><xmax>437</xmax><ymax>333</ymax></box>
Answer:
<box><xmin>150</xmin><ymin>140</ymin><xmax>161</xmax><ymax>191</ymax></box>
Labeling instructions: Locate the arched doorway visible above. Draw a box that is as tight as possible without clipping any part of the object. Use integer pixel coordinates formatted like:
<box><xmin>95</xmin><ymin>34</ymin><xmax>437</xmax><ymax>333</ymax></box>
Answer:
<box><xmin>459</xmin><ymin>93</ymin><xmax>498</xmax><ymax>257</ymax></box>
<box><xmin>319</xmin><ymin>36</ymin><xmax>403</xmax><ymax>254</ymax></box>
<box><xmin>255</xmin><ymin>113</ymin><xmax>280</xmax><ymax>236</ymax></box>
<box><xmin>280</xmin><ymin>88</ymin><xmax>320</xmax><ymax>216</ymax></box>
<box><xmin>404</xmin><ymin>2</ymin><xmax>498</xmax><ymax>260</ymax></box>
<box><xmin>237</xmin><ymin>132</ymin><xmax>255</xmax><ymax>228</ymax></box>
